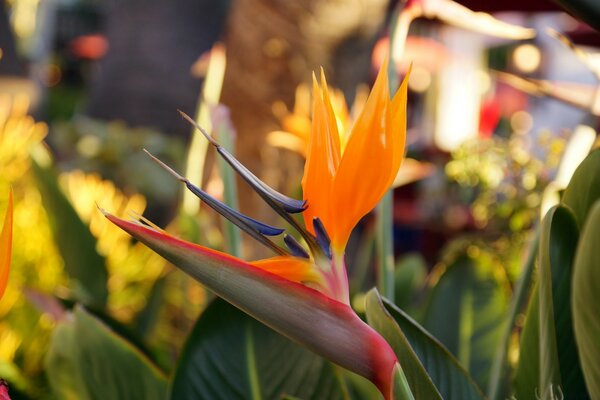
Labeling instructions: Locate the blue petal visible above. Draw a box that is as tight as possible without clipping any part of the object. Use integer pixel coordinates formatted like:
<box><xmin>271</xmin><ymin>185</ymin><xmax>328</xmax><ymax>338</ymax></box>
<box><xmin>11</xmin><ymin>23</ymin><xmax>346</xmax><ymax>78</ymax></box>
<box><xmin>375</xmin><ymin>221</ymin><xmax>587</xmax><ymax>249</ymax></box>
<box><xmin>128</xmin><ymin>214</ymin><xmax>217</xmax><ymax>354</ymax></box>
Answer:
<box><xmin>283</xmin><ymin>234</ymin><xmax>310</xmax><ymax>259</ymax></box>
<box><xmin>313</xmin><ymin>217</ymin><xmax>331</xmax><ymax>259</ymax></box>
<box><xmin>217</xmin><ymin>147</ymin><xmax>307</xmax><ymax>213</ymax></box>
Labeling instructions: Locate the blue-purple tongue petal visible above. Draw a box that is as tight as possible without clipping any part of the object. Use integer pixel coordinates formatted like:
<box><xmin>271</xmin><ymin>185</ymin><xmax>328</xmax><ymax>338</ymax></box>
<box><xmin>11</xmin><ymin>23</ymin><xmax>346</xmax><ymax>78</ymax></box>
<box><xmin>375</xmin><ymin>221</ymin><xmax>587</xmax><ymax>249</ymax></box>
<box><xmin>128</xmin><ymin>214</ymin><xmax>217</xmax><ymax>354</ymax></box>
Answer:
<box><xmin>283</xmin><ymin>234</ymin><xmax>310</xmax><ymax>259</ymax></box>
<box><xmin>143</xmin><ymin>149</ymin><xmax>287</xmax><ymax>255</ymax></box>
<box><xmin>183</xmin><ymin>182</ymin><xmax>284</xmax><ymax>236</ymax></box>
<box><xmin>178</xmin><ymin>110</ymin><xmax>306</xmax><ymax>214</ymax></box>
<box><xmin>216</xmin><ymin>146</ymin><xmax>307</xmax><ymax>214</ymax></box>
<box><xmin>313</xmin><ymin>218</ymin><xmax>331</xmax><ymax>259</ymax></box>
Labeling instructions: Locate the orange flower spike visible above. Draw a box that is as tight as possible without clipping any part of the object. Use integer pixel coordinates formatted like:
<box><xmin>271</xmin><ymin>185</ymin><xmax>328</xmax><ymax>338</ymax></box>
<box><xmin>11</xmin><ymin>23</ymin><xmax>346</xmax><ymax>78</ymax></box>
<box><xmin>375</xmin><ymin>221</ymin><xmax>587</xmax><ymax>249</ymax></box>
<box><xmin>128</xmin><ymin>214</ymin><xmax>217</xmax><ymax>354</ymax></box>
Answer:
<box><xmin>387</xmin><ymin>64</ymin><xmax>411</xmax><ymax>188</ymax></box>
<box><xmin>301</xmin><ymin>74</ymin><xmax>341</xmax><ymax>235</ymax></box>
<box><xmin>329</xmin><ymin>60</ymin><xmax>398</xmax><ymax>249</ymax></box>
<box><xmin>0</xmin><ymin>189</ymin><xmax>13</xmax><ymax>301</ymax></box>
<box><xmin>319</xmin><ymin>68</ymin><xmax>343</xmax><ymax>154</ymax></box>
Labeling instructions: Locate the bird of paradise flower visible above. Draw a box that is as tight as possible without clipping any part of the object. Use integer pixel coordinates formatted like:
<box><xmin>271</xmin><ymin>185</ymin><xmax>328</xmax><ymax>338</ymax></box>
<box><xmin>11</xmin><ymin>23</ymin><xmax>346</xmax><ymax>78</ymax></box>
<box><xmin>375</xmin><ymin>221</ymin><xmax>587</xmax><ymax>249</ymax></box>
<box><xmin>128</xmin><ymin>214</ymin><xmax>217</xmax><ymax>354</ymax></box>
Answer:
<box><xmin>104</xmin><ymin>62</ymin><xmax>409</xmax><ymax>399</ymax></box>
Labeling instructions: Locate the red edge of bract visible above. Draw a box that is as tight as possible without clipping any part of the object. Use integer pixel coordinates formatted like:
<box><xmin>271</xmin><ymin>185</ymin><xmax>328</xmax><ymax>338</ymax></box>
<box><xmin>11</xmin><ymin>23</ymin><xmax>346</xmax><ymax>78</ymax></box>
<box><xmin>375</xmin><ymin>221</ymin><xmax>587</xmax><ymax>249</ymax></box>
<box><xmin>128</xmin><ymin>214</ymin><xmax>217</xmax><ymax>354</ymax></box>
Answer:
<box><xmin>105</xmin><ymin>212</ymin><xmax>398</xmax><ymax>398</ymax></box>
<box><xmin>104</xmin><ymin>213</ymin><xmax>353</xmax><ymax>311</ymax></box>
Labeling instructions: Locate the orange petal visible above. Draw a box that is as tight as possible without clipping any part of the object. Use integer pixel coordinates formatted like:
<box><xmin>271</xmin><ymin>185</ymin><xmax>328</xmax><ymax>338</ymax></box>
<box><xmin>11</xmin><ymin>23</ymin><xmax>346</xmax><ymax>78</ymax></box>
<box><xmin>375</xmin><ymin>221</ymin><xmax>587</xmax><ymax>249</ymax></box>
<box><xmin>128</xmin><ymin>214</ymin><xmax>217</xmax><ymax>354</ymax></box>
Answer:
<box><xmin>250</xmin><ymin>256</ymin><xmax>323</xmax><ymax>286</ymax></box>
<box><xmin>0</xmin><ymin>190</ymin><xmax>13</xmax><ymax>301</ymax></box>
<box><xmin>319</xmin><ymin>68</ymin><xmax>342</xmax><ymax>154</ymax></box>
<box><xmin>301</xmin><ymin>75</ymin><xmax>341</xmax><ymax>234</ymax></box>
<box><xmin>330</xmin><ymin>61</ymin><xmax>396</xmax><ymax>248</ymax></box>
<box><xmin>387</xmin><ymin>65</ymin><xmax>411</xmax><ymax>187</ymax></box>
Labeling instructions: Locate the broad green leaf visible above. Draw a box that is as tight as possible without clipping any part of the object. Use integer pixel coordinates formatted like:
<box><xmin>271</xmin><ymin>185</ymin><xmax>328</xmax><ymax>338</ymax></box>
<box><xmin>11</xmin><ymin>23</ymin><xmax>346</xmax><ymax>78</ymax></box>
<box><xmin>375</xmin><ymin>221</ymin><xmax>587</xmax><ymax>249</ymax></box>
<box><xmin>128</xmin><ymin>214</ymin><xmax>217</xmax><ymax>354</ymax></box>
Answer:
<box><xmin>394</xmin><ymin>253</ymin><xmax>427</xmax><ymax>310</ymax></box>
<box><xmin>538</xmin><ymin>206</ymin><xmax>586</xmax><ymax>398</ymax></box>
<box><xmin>423</xmin><ymin>254</ymin><xmax>509</xmax><ymax>389</ymax></box>
<box><xmin>169</xmin><ymin>298</ymin><xmax>346</xmax><ymax>400</ymax></box>
<box><xmin>392</xmin><ymin>363</ymin><xmax>415</xmax><ymax>400</ymax></box>
<box><xmin>133</xmin><ymin>276</ymin><xmax>167</xmax><ymax>340</ymax></box>
<box><xmin>46</xmin><ymin>319</ymin><xmax>90</xmax><ymax>400</ymax></box>
<box><xmin>572</xmin><ymin>201</ymin><xmax>600</xmax><ymax>398</ymax></box>
<box><xmin>514</xmin><ymin>206</ymin><xmax>587</xmax><ymax>400</ymax></box>
<box><xmin>513</xmin><ymin>283</ymin><xmax>540</xmax><ymax>400</ymax></box>
<box><xmin>46</xmin><ymin>306</ymin><xmax>167</xmax><ymax>400</ymax></box>
<box><xmin>342</xmin><ymin>371</ymin><xmax>381</xmax><ymax>400</ymax></box>
<box><xmin>563</xmin><ymin>149</ymin><xmax>600</xmax><ymax>228</ymax></box>
<box><xmin>365</xmin><ymin>289</ymin><xmax>441</xmax><ymax>400</ymax></box>
<box><xmin>488</xmin><ymin>229</ymin><xmax>539</xmax><ymax>400</ymax></box>
<box><xmin>31</xmin><ymin>160</ymin><xmax>108</xmax><ymax>307</ymax></box>
<box><xmin>370</xmin><ymin>291</ymin><xmax>486</xmax><ymax>399</ymax></box>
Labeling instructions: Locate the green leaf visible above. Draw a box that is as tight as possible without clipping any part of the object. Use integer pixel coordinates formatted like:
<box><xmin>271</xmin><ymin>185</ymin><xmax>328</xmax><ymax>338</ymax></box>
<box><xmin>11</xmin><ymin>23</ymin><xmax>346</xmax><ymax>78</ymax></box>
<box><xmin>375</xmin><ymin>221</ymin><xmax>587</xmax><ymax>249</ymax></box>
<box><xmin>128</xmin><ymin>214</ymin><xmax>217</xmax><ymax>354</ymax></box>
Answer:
<box><xmin>513</xmin><ymin>282</ymin><xmax>540</xmax><ymax>400</ymax></box>
<box><xmin>423</xmin><ymin>254</ymin><xmax>509</xmax><ymax>389</ymax></box>
<box><xmin>488</xmin><ymin>229</ymin><xmax>539</xmax><ymax>400</ymax></box>
<box><xmin>31</xmin><ymin>159</ymin><xmax>108</xmax><ymax>307</ymax></box>
<box><xmin>392</xmin><ymin>363</ymin><xmax>415</xmax><ymax>400</ymax></box>
<box><xmin>538</xmin><ymin>206</ymin><xmax>587</xmax><ymax>398</ymax></box>
<box><xmin>46</xmin><ymin>306</ymin><xmax>167</xmax><ymax>400</ymax></box>
<box><xmin>394</xmin><ymin>253</ymin><xmax>427</xmax><ymax>310</ymax></box>
<box><xmin>133</xmin><ymin>276</ymin><xmax>167</xmax><ymax>339</ymax></box>
<box><xmin>365</xmin><ymin>289</ymin><xmax>440</xmax><ymax>400</ymax></box>
<box><xmin>572</xmin><ymin>200</ymin><xmax>600</xmax><ymax>398</ymax></box>
<box><xmin>46</xmin><ymin>319</ymin><xmax>90</xmax><ymax>400</ymax></box>
<box><xmin>514</xmin><ymin>206</ymin><xmax>588</xmax><ymax>399</ymax></box>
<box><xmin>562</xmin><ymin>149</ymin><xmax>600</xmax><ymax>228</ymax></box>
<box><xmin>367</xmin><ymin>290</ymin><xmax>485</xmax><ymax>399</ymax></box>
<box><xmin>169</xmin><ymin>298</ymin><xmax>347</xmax><ymax>400</ymax></box>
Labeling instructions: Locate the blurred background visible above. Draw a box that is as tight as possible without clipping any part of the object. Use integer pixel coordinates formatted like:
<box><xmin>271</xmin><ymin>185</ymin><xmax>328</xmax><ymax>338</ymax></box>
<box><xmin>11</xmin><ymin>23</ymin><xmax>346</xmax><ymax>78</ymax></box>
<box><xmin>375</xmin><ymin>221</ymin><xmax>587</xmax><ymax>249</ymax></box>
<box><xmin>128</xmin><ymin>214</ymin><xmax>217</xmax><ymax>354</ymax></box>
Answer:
<box><xmin>1</xmin><ymin>0</ymin><xmax>600</xmax><ymax>398</ymax></box>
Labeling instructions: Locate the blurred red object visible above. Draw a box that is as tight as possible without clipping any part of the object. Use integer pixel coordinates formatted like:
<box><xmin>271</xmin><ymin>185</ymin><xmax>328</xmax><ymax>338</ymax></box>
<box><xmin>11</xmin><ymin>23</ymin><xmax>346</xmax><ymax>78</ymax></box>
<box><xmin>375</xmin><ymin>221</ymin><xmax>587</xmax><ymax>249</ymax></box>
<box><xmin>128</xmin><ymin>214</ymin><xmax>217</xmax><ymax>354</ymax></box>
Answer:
<box><xmin>479</xmin><ymin>97</ymin><xmax>501</xmax><ymax>138</ymax></box>
<box><xmin>0</xmin><ymin>380</ymin><xmax>10</xmax><ymax>400</ymax></box>
<box><xmin>70</xmin><ymin>34</ymin><xmax>108</xmax><ymax>60</ymax></box>
<box><xmin>373</xmin><ymin>36</ymin><xmax>450</xmax><ymax>73</ymax></box>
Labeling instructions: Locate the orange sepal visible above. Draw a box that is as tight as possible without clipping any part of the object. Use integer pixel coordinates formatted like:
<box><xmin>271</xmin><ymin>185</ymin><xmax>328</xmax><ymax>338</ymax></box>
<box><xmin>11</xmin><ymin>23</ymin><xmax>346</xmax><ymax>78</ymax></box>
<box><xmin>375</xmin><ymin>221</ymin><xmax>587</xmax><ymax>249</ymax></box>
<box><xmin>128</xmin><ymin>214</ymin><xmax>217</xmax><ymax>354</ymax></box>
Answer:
<box><xmin>0</xmin><ymin>189</ymin><xmax>13</xmax><ymax>301</ymax></box>
<box><xmin>329</xmin><ymin>61</ymin><xmax>395</xmax><ymax>248</ymax></box>
<box><xmin>250</xmin><ymin>256</ymin><xmax>323</xmax><ymax>286</ymax></box>
<box><xmin>388</xmin><ymin>66</ymin><xmax>411</xmax><ymax>187</ymax></box>
<box><xmin>301</xmin><ymin>75</ymin><xmax>341</xmax><ymax>235</ymax></box>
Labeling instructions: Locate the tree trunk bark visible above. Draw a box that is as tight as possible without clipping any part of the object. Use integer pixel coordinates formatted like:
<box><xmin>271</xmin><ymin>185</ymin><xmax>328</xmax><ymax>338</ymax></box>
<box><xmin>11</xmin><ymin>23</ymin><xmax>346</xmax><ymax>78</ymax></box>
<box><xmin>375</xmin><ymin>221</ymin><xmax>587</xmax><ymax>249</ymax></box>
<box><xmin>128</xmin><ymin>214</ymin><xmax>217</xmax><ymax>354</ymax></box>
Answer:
<box><xmin>220</xmin><ymin>0</ymin><xmax>389</xmax><ymax>253</ymax></box>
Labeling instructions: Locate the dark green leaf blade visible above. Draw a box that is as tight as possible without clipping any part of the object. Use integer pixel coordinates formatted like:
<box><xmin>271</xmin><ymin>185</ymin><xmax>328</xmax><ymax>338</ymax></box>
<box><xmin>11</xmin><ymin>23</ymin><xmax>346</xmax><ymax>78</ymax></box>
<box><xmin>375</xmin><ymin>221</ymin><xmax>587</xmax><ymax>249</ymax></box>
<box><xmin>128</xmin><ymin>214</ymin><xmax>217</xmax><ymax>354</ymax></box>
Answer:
<box><xmin>169</xmin><ymin>298</ymin><xmax>347</xmax><ymax>400</ymax></box>
<box><xmin>513</xmin><ymin>285</ymin><xmax>540</xmax><ymax>400</ymax></box>
<box><xmin>46</xmin><ymin>306</ymin><xmax>168</xmax><ymax>400</ymax></box>
<box><xmin>423</xmin><ymin>254</ymin><xmax>509</xmax><ymax>389</ymax></box>
<box><xmin>488</xmin><ymin>229</ymin><xmax>539</xmax><ymax>400</ymax></box>
<box><xmin>538</xmin><ymin>206</ymin><xmax>587</xmax><ymax>398</ymax></box>
<box><xmin>368</xmin><ymin>291</ymin><xmax>485</xmax><ymax>399</ymax></box>
<box><xmin>514</xmin><ymin>206</ymin><xmax>588</xmax><ymax>399</ymax></box>
<box><xmin>365</xmin><ymin>289</ymin><xmax>441</xmax><ymax>400</ymax></box>
<box><xmin>562</xmin><ymin>149</ymin><xmax>600</xmax><ymax>228</ymax></box>
<box><xmin>572</xmin><ymin>201</ymin><xmax>600</xmax><ymax>398</ymax></box>
<box><xmin>31</xmin><ymin>159</ymin><xmax>108</xmax><ymax>307</ymax></box>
